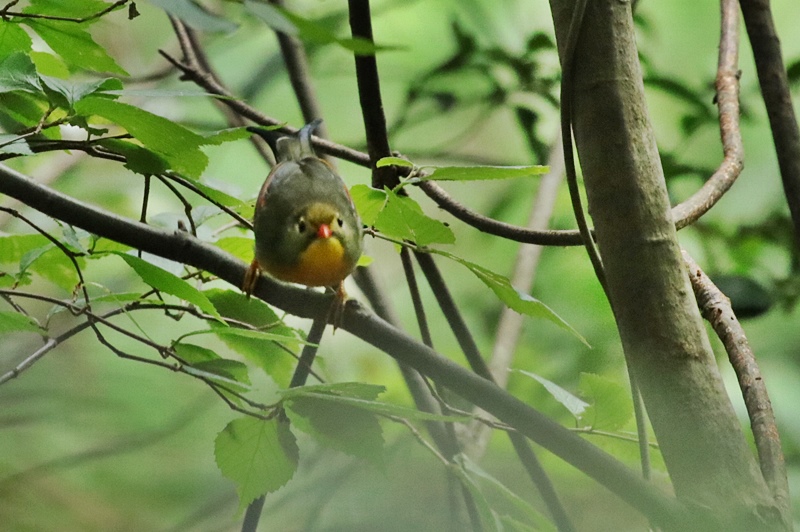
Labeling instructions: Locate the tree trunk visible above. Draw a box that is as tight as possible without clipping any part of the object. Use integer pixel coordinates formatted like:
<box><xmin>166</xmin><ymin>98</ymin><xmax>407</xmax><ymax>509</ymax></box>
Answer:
<box><xmin>548</xmin><ymin>0</ymin><xmax>784</xmax><ymax>529</ymax></box>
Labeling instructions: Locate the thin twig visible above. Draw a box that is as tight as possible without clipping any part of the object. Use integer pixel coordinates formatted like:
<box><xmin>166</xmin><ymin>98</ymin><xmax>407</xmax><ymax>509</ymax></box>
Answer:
<box><xmin>414</xmin><ymin>251</ymin><xmax>575</xmax><ymax>532</ymax></box>
<box><xmin>347</xmin><ymin>0</ymin><xmax>397</xmax><ymax>189</ymax></box>
<box><xmin>682</xmin><ymin>250</ymin><xmax>790</xmax><ymax>516</ymax></box>
<box><xmin>467</xmin><ymin>133</ymin><xmax>565</xmax><ymax>459</ymax></box>
<box><xmin>739</xmin><ymin>0</ymin><xmax>800</xmax><ymax>251</ymax></box>
<box><xmin>673</xmin><ymin>0</ymin><xmax>743</xmax><ymax>229</ymax></box>
<box><xmin>1</xmin><ymin>0</ymin><xmax>127</xmax><ymax>23</ymax></box>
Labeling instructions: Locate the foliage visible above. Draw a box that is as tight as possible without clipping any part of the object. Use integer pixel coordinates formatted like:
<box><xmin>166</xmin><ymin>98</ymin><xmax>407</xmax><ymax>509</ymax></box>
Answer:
<box><xmin>0</xmin><ymin>1</ymin><xmax>798</xmax><ymax>531</ymax></box>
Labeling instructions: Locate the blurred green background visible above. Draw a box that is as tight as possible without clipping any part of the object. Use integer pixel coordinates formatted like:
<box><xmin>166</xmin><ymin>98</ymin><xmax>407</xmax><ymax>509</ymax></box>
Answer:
<box><xmin>1</xmin><ymin>0</ymin><xmax>799</xmax><ymax>530</ymax></box>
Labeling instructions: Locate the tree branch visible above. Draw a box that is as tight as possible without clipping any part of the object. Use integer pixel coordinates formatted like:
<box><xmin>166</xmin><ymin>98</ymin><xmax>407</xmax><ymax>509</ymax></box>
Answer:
<box><xmin>672</xmin><ymin>0</ymin><xmax>743</xmax><ymax>229</ymax></box>
<box><xmin>739</xmin><ymin>0</ymin><xmax>800</xmax><ymax>250</ymax></box>
<box><xmin>682</xmin><ymin>251</ymin><xmax>790</xmax><ymax>521</ymax></box>
<box><xmin>0</xmin><ymin>162</ymin><xmax>702</xmax><ymax>529</ymax></box>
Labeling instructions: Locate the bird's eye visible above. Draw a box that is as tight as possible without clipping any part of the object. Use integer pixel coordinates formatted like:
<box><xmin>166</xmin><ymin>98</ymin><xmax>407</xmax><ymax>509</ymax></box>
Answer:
<box><xmin>297</xmin><ymin>219</ymin><xmax>307</xmax><ymax>233</ymax></box>
<box><xmin>337</xmin><ymin>217</ymin><xmax>344</xmax><ymax>227</ymax></box>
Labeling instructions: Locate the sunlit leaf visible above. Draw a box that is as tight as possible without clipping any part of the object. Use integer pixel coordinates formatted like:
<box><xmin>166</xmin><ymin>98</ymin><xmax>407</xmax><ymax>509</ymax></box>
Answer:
<box><xmin>0</xmin><ymin>23</ymin><xmax>33</xmax><ymax>59</ymax></box>
<box><xmin>423</xmin><ymin>165</ymin><xmax>549</xmax><ymax>182</ymax></box>
<box><xmin>113</xmin><ymin>252</ymin><xmax>222</xmax><ymax>320</ymax></box>
<box><xmin>0</xmin><ymin>311</ymin><xmax>45</xmax><ymax>334</ymax></box>
<box><xmin>376</xmin><ymin>156</ymin><xmax>414</xmax><ymax>169</ymax></box>
<box><xmin>375</xmin><ymin>187</ymin><xmax>455</xmax><ymax>246</ymax></box>
<box><xmin>74</xmin><ymin>97</ymin><xmax>208</xmax><ymax>177</ymax></box>
<box><xmin>215</xmin><ymin>416</ymin><xmax>298</xmax><ymax>510</ymax></box>
<box><xmin>23</xmin><ymin>20</ymin><xmax>127</xmax><ymax>75</ymax></box>
<box><xmin>349</xmin><ymin>184</ymin><xmax>386</xmax><ymax>227</ymax></box>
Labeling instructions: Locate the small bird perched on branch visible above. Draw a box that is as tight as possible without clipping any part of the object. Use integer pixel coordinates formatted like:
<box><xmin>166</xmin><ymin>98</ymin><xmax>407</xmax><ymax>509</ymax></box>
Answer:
<box><xmin>243</xmin><ymin>120</ymin><xmax>363</xmax><ymax>324</ymax></box>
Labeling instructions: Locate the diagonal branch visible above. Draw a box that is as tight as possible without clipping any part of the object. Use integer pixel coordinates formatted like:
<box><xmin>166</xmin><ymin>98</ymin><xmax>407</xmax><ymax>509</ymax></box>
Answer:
<box><xmin>0</xmin><ymin>162</ymin><xmax>706</xmax><ymax>529</ymax></box>
<box><xmin>682</xmin><ymin>251</ymin><xmax>790</xmax><ymax>520</ymax></box>
<box><xmin>739</xmin><ymin>0</ymin><xmax>800</xmax><ymax>250</ymax></box>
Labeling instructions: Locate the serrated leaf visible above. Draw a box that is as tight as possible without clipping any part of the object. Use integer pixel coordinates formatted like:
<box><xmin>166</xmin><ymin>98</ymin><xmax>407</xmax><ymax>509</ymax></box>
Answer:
<box><xmin>0</xmin><ymin>23</ymin><xmax>33</xmax><ymax>59</ymax></box>
<box><xmin>215</xmin><ymin>416</ymin><xmax>298</xmax><ymax>510</ymax></box>
<box><xmin>201</xmin><ymin>126</ymin><xmax>251</xmax><ymax>146</ymax></box>
<box><xmin>578</xmin><ymin>373</ymin><xmax>632</xmax><ymax>431</ymax></box>
<box><xmin>0</xmin><ymin>52</ymin><xmax>43</xmax><ymax>94</ymax></box>
<box><xmin>513</xmin><ymin>369</ymin><xmax>588</xmax><ymax>418</ymax></box>
<box><xmin>349</xmin><ymin>184</ymin><xmax>386</xmax><ymax>227</ymax></box>
<box><xmin>149</xmin><ymin>0</ymin><xmax>238</xmax><ymax>33</ymax></box>
<box><xmin>433</xmin><ymin>249</ymin><xmax>588</xmax><ymax>346</ymax></box>
<box><xmin>285</xmin><ymin>396</ymin><xmax>384</xmax><ymax>467</ymax></box>
<box><xmin>113</xmin><ymin>252</ymin><xmax>222</xmax><ymax>319</ymax></box>
<box><xmin>375</xmin><ymin>187</ymin><xmax>455</xmax><ymax>246</ymax></box>
<box><xmin>0</xmin><ymin>134</ymin><xmax>32</xmax><ymax>155</ymax></box>
<box><xmin>23</xmin><ymin>20</ymin><xmax>127</xmax><ymax>75</ymax></box>
<box><xmin>0</xmin><ymin>311</ymin><xmax>45</xmax><ymax>334</ymax></box>
<box><xmin>74</xmin><ymin>97</ymin><xmax>207</xmax><ymax>177</ymax></box>
<box><xmin>40</xmin><ymin>76</ymin><xmax>121</xmax><ymax>108</ymax></box>
<box><xmin>204</xmin><ymin>289</ymin><xmax>297</xmax><ymax>385</ymax></box>
<box><xmin>98</xmin><ymin>138</ymin><xmax>170</xmax><ymax>175</ymax></box>
<box><xmin>174</xmin><ymin>342</ymin><xmax>251</xmax><ymax>390</ymax></box>
<box><xmin>424</xmin><ymin>165</ymin><xmax>549</xmax><ymax>182</ymax></box>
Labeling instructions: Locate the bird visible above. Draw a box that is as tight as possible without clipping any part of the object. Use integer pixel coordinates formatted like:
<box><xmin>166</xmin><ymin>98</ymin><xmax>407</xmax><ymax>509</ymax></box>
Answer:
<box><xmin>243</xmin><ymin>120</ymin><xmax>363</xmax><ymax>325</ymax></box>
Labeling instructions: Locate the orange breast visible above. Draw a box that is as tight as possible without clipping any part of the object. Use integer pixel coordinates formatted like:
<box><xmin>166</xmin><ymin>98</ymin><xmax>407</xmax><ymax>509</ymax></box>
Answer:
<box><xmin>268</xmin><ymin>237</ymin><xmax>353</xmax><ymax>287</ymax></box>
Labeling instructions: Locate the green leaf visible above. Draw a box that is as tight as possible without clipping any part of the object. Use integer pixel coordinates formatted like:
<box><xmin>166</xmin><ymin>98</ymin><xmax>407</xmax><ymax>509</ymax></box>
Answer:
<box><xmin>0</xmin><ymin>52</ymin><xmax>43</xmax><ymax>94</ymax></box>
<box><xmin>282</xmin><ymin>382</ymin><xmax>385</xmax><ymax>401</ymax></box>
<box><xmin>215</xmin><ymin>416</ymin><xmax>299</xmax><ymax>510</ymax></box>
<box><xmin>29</xmin><ymin>51</ymin><xmax>69</xmax><ymax>78</ymax></box>
<box><xmin>513</xmin><ymin>369</ymin><xmax>588</xmax><ymax>418</ymax></box>
<box><xmin>285</xmin><ymin>395</ymin><xmax>384</xmax><ymax>467</ymax></box>
<box><xmin>0</xmin><ymin>91</ymin><xmax>50</xmax><ymax>130</ymax></box>
<box><xmin>23</xmin><ymin>0</ymin><xmax>121</xmax><ymax>19</ymax></box>
<box><xmin>376</xmin><ymin>156</ymin><xmax>414</xmax><ymax>169</ymax></box>
<box><xmin>0</xmin><ymin>134</ymin><xmax>32</xmax><ymax>155</ymax></box>
<box><xmin>40</xmin><ymin>76</ymin><xmax>121</xmax><ymax>108</ymax></box>
<box><xmin>375</xmin><ymin>187</ymin><xmax>455</xmax><ymax>246</ymax></box>
<box><xmin>458</xmin><ymin>454</ymin><xmax>555</xmax><ymax>532</ymax></box>
<box><xmin>98</xmin><ymin>138</ymin><xmax>170</xmax><ymax>175</ymax></box>
<box><xmin>204</xmin><ymin>289</ymin><xmax>298</xmax><ymax>385</ymax></box>
<box><xmin>245</xmin><ymin>1</ymin><xmax>395</xmax><ymax>56</ymax></box>
<box><xmin>28</xmin><ymin>247</ymin><xmax>83</xmax><ymax>291</ymax></box>
<box><xmin>0</xmin><ymin>24</ymin><xmax>33</xmax><ymax>60</ymax></box>
<box><xmin>0</xmin><ymin>234</ymin><xmax>49</xmax><ymax>264</ymax></box>
<box><xmin>174</xmin><ymin>342</ymin><xmax>251</xmax><ymax>390</ymax></box>
<box><xmin>349</xmin><ymin>184</ymin><xmax>387</xmax><ymax>227</ymax></box>
<box><xmin>281</xmin><ymin>386</ymin><xmax>472</xmax><ymax>423</ymax></box>
<box><xmin>215</xmin><ymin>237</ymin><xmax>254</xmax><ymax>263</ymax></box>
<box><xmin>423</xmin><ymin>165</ymin><xmax>549</xmax><ymax>182</ymax></box>
<box><xmin>451</xmin><ymin>456</ymin><xmax>503</xmax><ymax>532</ymax></box>
<box><xmin>0</xmin><ymin>311</ymin><xmax>45</xmax><ymax>334</ymax></box>
<box><xmin>74</xmin><ymin>96</ymin><xmax>208</xmax><ymax>177</ymax></box>
<box><xmin>23</xmin><ymin>20</ymin><xmax>127</xmax><ymax>75</ymax></box>
<box><xmin>433</xmin><ymin>249</ymin><xmax>588</xmax><ymax>346</ymax></box>
<box><xmin>578</xmin><ymin>373</ymin><xmax>632</xmax><ymax>431</ymax></box>
<box><xmin>201</xmin><ymin>126</ymin><xmax>251</xmax><ymax>146</ymax></box>
<box><xmin>148</xmin><ymin>0</ymin><xmax>238</xmax><ymax>33</ymax></box>
<box><xmin>112</xmin><ymin>252</ymin><xmax>222</xmax><ymax>320</ymax></box>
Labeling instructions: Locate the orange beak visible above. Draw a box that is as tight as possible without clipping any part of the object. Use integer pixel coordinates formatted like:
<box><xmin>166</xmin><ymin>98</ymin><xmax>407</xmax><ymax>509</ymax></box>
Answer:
<box><xmin>317</xmin><ymin>223</ymin><xmax>332</xmax><ymax>239</ymax></box>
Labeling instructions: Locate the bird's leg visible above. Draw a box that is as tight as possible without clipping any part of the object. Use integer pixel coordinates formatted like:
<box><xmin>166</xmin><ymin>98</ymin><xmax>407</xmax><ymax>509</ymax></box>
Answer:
<box><xmin>242</xmin><ymin>260</ymin><xmax>261</xmax><ymax>298</ymax></box>
<box><xmin>327</xmin><ymin>281</ymin><xmax>348</xmax><ymax>331</ymax></box>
